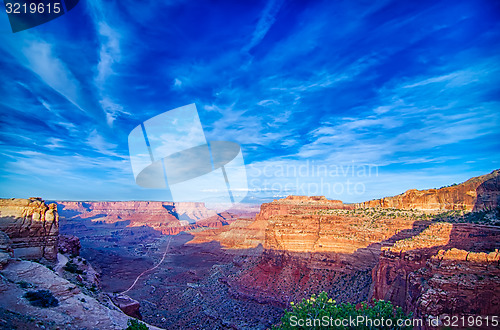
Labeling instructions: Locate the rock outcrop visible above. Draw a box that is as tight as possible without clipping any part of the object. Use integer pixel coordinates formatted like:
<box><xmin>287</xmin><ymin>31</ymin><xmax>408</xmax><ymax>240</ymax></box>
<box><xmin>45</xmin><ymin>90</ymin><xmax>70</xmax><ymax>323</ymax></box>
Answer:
<box><xmin>58</xmin><ymin>234</ymin><xmax>81</xmax><ymax>256</ymax></box>
<box><xmin>190</xmin><ymin>192</ymin><xmax>500</xmax><ymax>321</ymax></box>
<box><xmin>196</xmin><ymin>197</ymin><xmax>424</xmax><ymax>306</ymax></box>
<box><xmin>0</xmin><ymin>198</ymin><xmax>59</xmax><ymax>260</ymax></box>
<box><xmin>0</xmin><ymin>231</ymin><xmax>13</xmax><ymax>269</ymax></box>
<box><xmin>356</xmin><ymin>169</ymin><xmax>500</xmax><ymax>211</ymax></box>
<box><xmin>0</xmin><ymin>259</ymin><xmax>160</xmax><ymax>329</ymax></box>
<box><xmin>190</xmin><ymin>196</ymin><xmax>352</xmax><ymax>250</ymax></box>
<box><xmin>110</xmin><ymin>293</ymin><xmax>142</xmax><ymax>319</ymax></box>
<box><xmin>372</xmin><ymin>223</ymin><xmax>500</xmax><ymax>320</ymax></box>
<box><xmin>0</xmin><ymin>198</ymin><xmax>159</xmax><ymax>329</ymax></box>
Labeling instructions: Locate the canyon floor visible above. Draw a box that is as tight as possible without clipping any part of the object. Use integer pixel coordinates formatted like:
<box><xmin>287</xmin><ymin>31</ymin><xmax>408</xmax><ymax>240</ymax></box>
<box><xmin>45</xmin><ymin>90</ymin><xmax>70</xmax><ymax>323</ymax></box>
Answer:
<box><xmin>60</xmin><ymin>217</ymin><xmax>283</xmax><ymax>329</ymax></box>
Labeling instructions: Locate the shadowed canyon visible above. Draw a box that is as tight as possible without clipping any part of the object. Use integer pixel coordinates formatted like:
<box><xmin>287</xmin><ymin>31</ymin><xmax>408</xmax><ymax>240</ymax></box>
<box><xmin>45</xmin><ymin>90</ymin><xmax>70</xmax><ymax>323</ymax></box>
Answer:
<box><xmin>1</xmin><ymin>170</ymin><xmax>499</xmax><ymax>329</ymax></box>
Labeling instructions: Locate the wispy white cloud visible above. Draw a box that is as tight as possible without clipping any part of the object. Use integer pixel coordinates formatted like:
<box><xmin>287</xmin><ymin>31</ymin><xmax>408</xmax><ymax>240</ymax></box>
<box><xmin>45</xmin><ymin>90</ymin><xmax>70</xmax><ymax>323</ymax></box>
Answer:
<box><xmin>243</xmin><ymin>0</ymin><xmax>284</xmax><ymax>52</ymax></box>
<box><xmin>95</xmin><ymin>22</ymin><xmax>121</xmax><ymax>85</ymax></box>
<box><xmin>2</xmin><ymin>37</ymin><xmax>86</xmax><ymax>112</ymax></box>
<box><xmin>294</xmin><ymin>60</ymin><xmax>500</xmax><ymax>167</ymax></box>
<box><xmin>100</xmin><ymin>97</ymin><xmax>131</xmax><ymax>127</ymax></box>
<box><xmin>87</xmin><ymin>0</ymin><xmax>128</xmax><ymax>127</ymax></box>
<box><xmin>86</xmin><ymin>129</ymin><xmax>125</xmax><ymax>158</ymax></box>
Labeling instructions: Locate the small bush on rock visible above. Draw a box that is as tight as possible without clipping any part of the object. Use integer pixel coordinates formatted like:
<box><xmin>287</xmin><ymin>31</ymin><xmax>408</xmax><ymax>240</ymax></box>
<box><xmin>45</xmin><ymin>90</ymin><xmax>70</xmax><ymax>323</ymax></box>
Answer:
<box><xmin>125</xmin><ymin>319</ymin><xmax>148</xmax><ymax>330</ymax></box>
<box><xmin>24</xmin><ymin>290</ymin><xmax>59</xmax><ymax>308</ymax></box>
<box><xmin>64</xmin><ymin>261</ymin><xmax>83</xmax><ymax>274</ymax></box>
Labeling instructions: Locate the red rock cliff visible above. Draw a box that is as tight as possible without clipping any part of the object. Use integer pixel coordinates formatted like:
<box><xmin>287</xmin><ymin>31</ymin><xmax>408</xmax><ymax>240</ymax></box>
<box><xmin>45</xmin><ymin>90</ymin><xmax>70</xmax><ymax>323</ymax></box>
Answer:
<box><xmin>356</xmin><ymin>169</ymin><xmax>500</xmax><ymax>211</ymax></box>
<box><xmin>209</xmin><ymin>197</ymin><xmax>425</xmax><ymax>306</ymax></box>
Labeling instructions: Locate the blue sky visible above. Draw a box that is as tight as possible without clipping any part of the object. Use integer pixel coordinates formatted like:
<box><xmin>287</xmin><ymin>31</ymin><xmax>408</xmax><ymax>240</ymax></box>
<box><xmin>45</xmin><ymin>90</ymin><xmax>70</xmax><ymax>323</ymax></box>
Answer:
<box><xmin>0</xmin><ymin>0</ymin><xmax>499</xmax><ymax>203</ymax></box>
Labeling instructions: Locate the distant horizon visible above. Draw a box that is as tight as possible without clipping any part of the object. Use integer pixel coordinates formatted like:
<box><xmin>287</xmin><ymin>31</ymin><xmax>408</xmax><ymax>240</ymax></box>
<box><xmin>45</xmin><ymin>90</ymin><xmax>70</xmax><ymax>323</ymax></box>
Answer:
<box><xmin>1</xmin><ymin>1</ymin><xmax>499</xmax><ymax>203</ymax></box>
<box><xmin>2</xmin><ymin>167</ymin><xmax>497</xmax><ymax>205</ymax></box>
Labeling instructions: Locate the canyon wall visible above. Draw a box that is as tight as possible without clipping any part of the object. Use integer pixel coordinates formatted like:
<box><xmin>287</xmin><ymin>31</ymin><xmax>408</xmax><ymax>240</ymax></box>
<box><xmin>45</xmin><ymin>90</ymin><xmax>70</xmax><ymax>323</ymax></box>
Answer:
<box><xmin>190</xmin><ymin>196</ymin><xmax>427</xmax><ymax>306</ymax></box>
<box><xmin>356</xmin><ymin>169</ymin><xmax>500</xmax><ymax>211</ymax></box>
<box><xmin>0</xmin><ymin>198</ymin><xmax>59</xmax><ymax>260</ymax></box>
<box><xmin>373</xmin><ymin>222</ymin><xmax>500</xmax><ymax>318</ymax></box>
<box><xmin>0</xmin><ymin>198</ymin><xmax>159</xmax><ymax>329</ymax></box>
<box><xmin>191</xmin><ymin>191</ymin><xmax>500</xmax><ymax>320</ymax></box>
<box><xmin>57</xmin><ymin>201</ymin><xmax>236</xmax><ymax>235</ymax></box>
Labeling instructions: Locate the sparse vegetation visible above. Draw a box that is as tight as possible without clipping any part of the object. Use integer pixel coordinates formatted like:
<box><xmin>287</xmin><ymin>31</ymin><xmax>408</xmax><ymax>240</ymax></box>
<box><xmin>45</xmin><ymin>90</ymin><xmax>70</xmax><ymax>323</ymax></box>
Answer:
<box><xmin>125</xmin><ymin>319</ymin><xmax>149</xmax><ymax>330</ymax></box>
<box><xmin>438</xmin><ymin>183</ymin><xmax>458</xmax><ymax>189</ymax></box>
<box><xmin>23</xmin><ymin>290</ymin><xmax>59</xmax><ymax>308</ymax></box>
<box><xmin>273</xmin><ymin>291</ymin><xmax>412</xmax><ymax>329</ymax></box>
<box><xmin>17</xmin><ymin>280</ymin><xmax>33</xmax><ymax>289</ymax></box>
<box><xmin>64</xmin><ymin>261</ymin><xmax>83</xmax><ymax>274</ymax></box>
<box><xmin>317</xmin><ymin>206</ymin><xmax>500</xmax><ymax>226</ymax></box>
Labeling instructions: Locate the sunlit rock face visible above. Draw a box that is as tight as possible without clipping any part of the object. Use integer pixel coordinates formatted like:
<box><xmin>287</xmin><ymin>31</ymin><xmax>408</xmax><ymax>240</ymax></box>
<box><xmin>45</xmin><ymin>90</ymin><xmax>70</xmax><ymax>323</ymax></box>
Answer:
<box><xmin>0</xmin><ymin>198</ymin><xmax>59</xmax><ymax>260</ymax></box>
<box><xmin>56</xmin><ymin>201</ymin><xmax>236</xmax><ymax>235</ymax></box>
<box><xmin>189</xmin><ymin>196</ymin><xmax>422</xmax><ymax>306</ymax></box>
<box><xmin>224</xmin><ymin>197</ymin><xmax>424</xmax><ymax>305</ymax></box>
<box><xmin>356</xmin><ymin>169</ymin><xmax>500</xmax><ymax>211</ymax></box>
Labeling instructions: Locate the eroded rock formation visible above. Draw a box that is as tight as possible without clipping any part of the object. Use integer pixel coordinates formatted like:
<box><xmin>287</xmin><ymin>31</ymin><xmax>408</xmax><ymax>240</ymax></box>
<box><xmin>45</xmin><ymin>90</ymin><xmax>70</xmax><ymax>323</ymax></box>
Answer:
<box><xmin>58</xmin><ymin>234</ymin><xmax>81</xmax><ymax>256</ymax></box>
<box><xmin>356</xmin><ymin>169</ymin><xmax>500</xmax><ymax>211</ymax></box>
<box><xmin>190</xmin><ymin>192</ymin><xmax>500</xmax><ymax>322</ymax></box>
<box><xmin>373</xmin><ymin>223</ymin><xmax>500</xmax><ymax>319</ymax></box>
<box><xmin>0</xmin><ymin>198</ymin><xmax>59</xmax><ymax>260</ymax></box>
<box><xmin>0</xmin><ymin>198</ymin><xmax>157</xmax><ymax>329</ymax></box>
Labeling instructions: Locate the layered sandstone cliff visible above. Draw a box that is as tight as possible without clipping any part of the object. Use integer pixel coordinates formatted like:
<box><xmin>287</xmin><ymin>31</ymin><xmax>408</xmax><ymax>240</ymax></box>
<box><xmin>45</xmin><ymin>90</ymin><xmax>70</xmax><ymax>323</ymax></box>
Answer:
<box><xmin>356</xmin><ymin>169</ymin><xmax>500</xmax><ymax>211</ymax></box>
<box><xmin>190</xmin><ymin>196</ymin><xmax>352</xmax><ymax>250</ymax></box>
<box><xmin>195</xmin><ymin>197</ymin><xmax>426</xmax><ymax>306</ymax></box>
<box><xmin>0</xmin><ymin>198</ymin><xmax>59</xmax><ymax>260</ymax></box>
<box><xmin>373</xmin><ymin>222</ymin><xmax>500</xmax><ymax>319</ymax></box>
<box><xmin>0</xmin><ymin>259</ymin><xmax>161</xmax><ymax>329</ymax></box>
<box><xmin>190</xmin><ymin>191</ymin><xmax>500</xmax><ymax>320</ymax></box>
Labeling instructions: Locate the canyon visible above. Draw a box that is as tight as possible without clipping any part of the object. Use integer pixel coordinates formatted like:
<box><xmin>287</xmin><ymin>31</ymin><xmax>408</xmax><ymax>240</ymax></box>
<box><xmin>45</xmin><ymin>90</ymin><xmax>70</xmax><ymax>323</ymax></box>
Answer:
<box><xmin>55</xmin><ymin>201</ymin><xmax>243</xmax><ymax>235</ymax></box>
<box><xmin>1</xmin><ymin>169</ymin><xmax>499</xmax><ymax>329</ymax></box>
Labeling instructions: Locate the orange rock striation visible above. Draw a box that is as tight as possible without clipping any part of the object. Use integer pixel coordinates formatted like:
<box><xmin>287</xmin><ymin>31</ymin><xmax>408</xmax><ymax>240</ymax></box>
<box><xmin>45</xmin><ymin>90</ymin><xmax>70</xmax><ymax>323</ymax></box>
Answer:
<box><xmin>0</xmin><ymin>198</ymin><xmax>59</xmax><ymax>260</ymax></box>
<box><xmin>190</xmin><ymin>187</ymin><xmax>500</xmax><ymax>319</ymax></box>
<box><xmin>356</xmin><ymin>169</ymin><xmax>500</xmax><ymax>211</ymax></box>
<box><xmin>189</xmin><ymin>196</ymin><xmax>428</xmax><ymax>306</ymax></box>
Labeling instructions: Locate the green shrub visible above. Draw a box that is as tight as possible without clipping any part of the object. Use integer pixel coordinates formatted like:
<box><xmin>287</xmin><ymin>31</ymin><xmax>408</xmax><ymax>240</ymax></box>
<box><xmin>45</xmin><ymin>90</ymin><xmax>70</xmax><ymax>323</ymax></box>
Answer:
<box><xmin>125</xmin><ymin>319</ymin><xmax>149</xmax><ymax>330</ymax></box>
<box><xmin>24</xmin><ymin>290</ymin><xmax>59</xmax><ymax>308</ymax></box>
<box><xmin>64</xmin><ymin>261</ymin><xmax>83</xmax><ymax>274</ymax></box>
<box><xmin>274</xmin><ymin>292</ymin><xmax>412</xmax><ymax>329</ymax></box>
<box><xmin>17</xmin><ymin>280</ymin><xmax>33</xmax><ymax>289</ymax></box>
